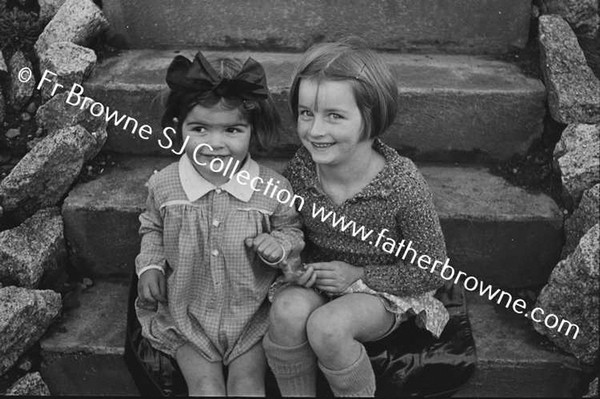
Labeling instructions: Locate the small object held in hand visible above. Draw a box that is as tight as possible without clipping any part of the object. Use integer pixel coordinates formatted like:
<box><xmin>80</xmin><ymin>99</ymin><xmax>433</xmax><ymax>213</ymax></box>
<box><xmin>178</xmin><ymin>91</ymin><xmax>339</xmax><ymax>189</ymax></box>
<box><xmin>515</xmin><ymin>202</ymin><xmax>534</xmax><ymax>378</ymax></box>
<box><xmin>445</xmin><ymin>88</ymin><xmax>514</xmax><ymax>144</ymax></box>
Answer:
<box><xmin>282</xmin><ymin>259</ymin><xmax>306</xmax><ymax>277</ymax></box>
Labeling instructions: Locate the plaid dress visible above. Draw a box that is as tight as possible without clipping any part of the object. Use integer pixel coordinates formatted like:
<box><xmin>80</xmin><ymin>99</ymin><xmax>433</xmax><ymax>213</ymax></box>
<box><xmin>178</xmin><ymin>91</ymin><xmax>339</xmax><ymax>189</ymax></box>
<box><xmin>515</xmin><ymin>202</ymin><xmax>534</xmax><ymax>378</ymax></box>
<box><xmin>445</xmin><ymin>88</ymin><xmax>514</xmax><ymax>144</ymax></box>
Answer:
<box><xmin>135</xmin><ymin>154</ymin><xmax>303</xmax><ymax>364</ymax></box>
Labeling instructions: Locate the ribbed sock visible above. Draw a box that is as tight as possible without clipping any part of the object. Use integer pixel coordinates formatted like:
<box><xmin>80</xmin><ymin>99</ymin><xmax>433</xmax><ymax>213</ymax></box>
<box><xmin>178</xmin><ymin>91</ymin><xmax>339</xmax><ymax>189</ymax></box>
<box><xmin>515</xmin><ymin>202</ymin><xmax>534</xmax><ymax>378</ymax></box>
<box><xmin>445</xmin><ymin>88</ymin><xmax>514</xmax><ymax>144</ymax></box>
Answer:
<box><xmin>318</xmin><ymin>344</ymin><xmax>376</xmax><ymax>397</ymax></box>
<box><xmin>263</xmin><ymin>333</ymin><xmax>317</xmax><ymax>397</ymax></box>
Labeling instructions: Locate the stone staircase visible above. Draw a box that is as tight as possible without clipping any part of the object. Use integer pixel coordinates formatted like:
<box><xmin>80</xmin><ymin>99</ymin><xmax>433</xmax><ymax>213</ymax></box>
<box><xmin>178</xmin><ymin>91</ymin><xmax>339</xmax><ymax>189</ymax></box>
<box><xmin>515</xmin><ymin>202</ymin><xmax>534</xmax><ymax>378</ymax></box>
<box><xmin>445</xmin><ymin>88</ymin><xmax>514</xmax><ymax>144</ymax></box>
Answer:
<box><xmin>38</xmin><ymin>0</ymin><xmax>588</xmax><ymax>396</ymax></box>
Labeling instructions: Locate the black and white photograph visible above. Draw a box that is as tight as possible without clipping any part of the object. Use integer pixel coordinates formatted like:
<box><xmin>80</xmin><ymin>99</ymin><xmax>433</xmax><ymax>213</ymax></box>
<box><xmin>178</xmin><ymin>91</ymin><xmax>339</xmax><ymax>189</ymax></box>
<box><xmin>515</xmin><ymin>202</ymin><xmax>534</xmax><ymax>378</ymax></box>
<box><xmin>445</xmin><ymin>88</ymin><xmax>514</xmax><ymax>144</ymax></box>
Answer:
<box><xmin>0</xmin><ymin>0</ymin><xmax>598</xmax><ymax>397</ymax></box>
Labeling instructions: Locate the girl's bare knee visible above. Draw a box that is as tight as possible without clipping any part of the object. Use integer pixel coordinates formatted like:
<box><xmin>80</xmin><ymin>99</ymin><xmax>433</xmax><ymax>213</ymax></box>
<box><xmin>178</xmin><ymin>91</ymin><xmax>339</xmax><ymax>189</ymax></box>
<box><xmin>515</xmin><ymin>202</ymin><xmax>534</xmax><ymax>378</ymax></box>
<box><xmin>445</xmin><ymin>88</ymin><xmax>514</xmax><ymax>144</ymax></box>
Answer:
<box><xmin>306</xmin><ymin>306</ymin><xmax>350</xmax><ymax>356</ymax></box>
<box><xmin>227</xmin><ymin>345</ymin><xmax>266</xmax><ymax>396</ymax></box>
<box><xmin>175</xmin><ymin>344</ymin><xmax>225</xmax><ymax>396</ymax></box>
<box><xmin>227</xmin><ymin>373</ymin><xmax>265</xmax><ymax>397</ymax></box>
<box><xmin>269</xmin><ymin>287</ymin><xmax>323</xmax><ymax>343</ymax></box>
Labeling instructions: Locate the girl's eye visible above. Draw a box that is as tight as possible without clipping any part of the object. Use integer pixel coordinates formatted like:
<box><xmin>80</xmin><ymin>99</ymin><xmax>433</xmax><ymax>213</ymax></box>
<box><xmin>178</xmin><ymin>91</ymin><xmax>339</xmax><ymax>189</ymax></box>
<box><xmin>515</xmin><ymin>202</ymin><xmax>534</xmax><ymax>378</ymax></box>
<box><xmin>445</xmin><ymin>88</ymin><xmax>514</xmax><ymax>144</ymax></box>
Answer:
<box><xmin>192</xmin><ymin>126</ymin><xmax>207</xmax><ymax>133</ymax></box>
<box><xmin>328</xmin><ymin>113</ymin><xmax>343</xmax><ymax>120</ymax></box>
<box><xmin>226</xmin><ymin>128</ymin><xmax>242</xmax><ymax>134</ymax></box>
<box><xmin>299</xmin><ymin>109</ymin><xmax>313</xmax><ymax>119</ymax></box>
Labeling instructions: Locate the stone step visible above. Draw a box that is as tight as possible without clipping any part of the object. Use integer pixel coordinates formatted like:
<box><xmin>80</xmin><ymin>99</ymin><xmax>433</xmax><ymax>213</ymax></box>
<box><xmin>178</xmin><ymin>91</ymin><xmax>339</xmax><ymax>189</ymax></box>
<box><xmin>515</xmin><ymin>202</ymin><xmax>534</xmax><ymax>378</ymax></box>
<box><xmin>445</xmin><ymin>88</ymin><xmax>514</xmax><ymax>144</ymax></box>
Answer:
<box><xmin>39</xmin><ymin>280</ymin><xmax>139</xmax><ymax>396</ymax></box>
<box><xmin>62</xmin><ymin>155</ymin><xmax>562</xmax><ymax>289</ymax></box>
<box><xmin>455</xmin><ymin>295</ymin><xmax>584</xmax><ymax>397</ymax></box>
<box><xmin>101</xmin><ymin>0</ymin><xmax>531</xmax><ymax>54</ymax></box>
<box><xmin>81</xmin><ymin>50</ymin><xmax>545</xmax><ymax>162</ymax></box>
<box><xmin>38</xmin><ymin>281</ymin><xmax>584</xmax><ymax>396</ymax></box>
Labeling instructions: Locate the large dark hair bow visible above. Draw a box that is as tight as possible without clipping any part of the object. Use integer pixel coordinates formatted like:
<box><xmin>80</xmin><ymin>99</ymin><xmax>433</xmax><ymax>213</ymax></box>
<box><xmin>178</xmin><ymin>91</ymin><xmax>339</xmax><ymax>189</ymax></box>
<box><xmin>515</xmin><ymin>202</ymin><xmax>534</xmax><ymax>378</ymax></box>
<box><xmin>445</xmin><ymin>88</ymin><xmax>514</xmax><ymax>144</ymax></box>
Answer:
<box><xmin>166</xmin><ymin>51</ymin><xmax>269</xmax><ymax>100</ymax></box>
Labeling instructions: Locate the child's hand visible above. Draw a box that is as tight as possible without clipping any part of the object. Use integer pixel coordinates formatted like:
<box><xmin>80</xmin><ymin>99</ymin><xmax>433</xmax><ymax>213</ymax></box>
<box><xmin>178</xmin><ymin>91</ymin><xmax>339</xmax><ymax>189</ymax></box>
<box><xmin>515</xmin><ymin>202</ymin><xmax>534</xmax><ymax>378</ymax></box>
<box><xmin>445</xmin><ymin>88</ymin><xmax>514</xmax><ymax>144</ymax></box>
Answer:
<box><xmin>284</xmin><ymin>263</ymin><xmax>317</xmax><ymax>288</ymax></box>
<box><xmin>310</xmin><ymin>261</ymin><xmax>364</xmax><ymax>294</ymax></box>
<box><xmin>279</xmin><ymin>256</ymin><xmax>317</xmax><ymax>287</ymax></box>
<box><xmin>137</xmin><ymin>269</ymin><xmax>167</xmax><ymax>310</ymax></box>
<box><xmin>245</xmin><ymin>233</ymin><xmax>285</xmax><ymax>266</ymax></box>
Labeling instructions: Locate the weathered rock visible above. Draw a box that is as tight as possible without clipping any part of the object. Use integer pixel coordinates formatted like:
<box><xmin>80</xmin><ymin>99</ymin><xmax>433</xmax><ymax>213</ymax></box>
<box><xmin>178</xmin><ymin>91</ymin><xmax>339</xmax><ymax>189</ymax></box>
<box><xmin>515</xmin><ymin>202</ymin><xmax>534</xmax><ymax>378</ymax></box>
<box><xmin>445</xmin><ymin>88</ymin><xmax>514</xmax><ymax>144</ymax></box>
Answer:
<box><xmin>38</xmin><ymin>42</ymin><xmax>96</xmax><ymax>100</ymax></box>
<box><xmin>0</xmin><ymin>207</ymin><xmax>67</xmax><ymax>289</ymax></box>
<box><xmin>8</xmin><ymin>51</ymin><xmax>35</xmax><ymax>111</ymax></box>
<box><xmin>553</xmin><ymin>123</ymin><xmax>600</xmax><ymax>206</ymax></box>
<box><xmin>25</xmin><ymin>137</ymin><xmax>43</xmax><ymax>152</ymax></box>
<box><xmin>0</xmin><ymin>52</ymin><xmax>7</xmax><ymax>74</ymax></box>
<box><xmin>0</xmin><ymin>125</ymin><xmax>99</xmax><ymax>224</ymax></box>
<box><xmin>36</xmin><ymin>91</ymin><xmax>107</xmax><ymax>139</ymax></box>
<box><xmin>584</xmin><ymin>378</ymin><xmax>598</xmax><ymax>398</ymax></box>
<box><xmin>539</xmin><ymin>0</ymin><xmax>599</xmax><ymax>39</ymax></box>
<box><xmin>539</xmin><ymin>15</ymin><xmax>600</xmax><ymax>124</ymax></box>
<box><xmin>35</xmin><ymin>0</ymin><xmax>108</xmax><ymax>58</ymax></box>
<box><xmin>534</xmin><ymin>223</ymin><xmax>599</xmax><ymax>366</ymax></box>
<box><xmin>0</xmin><ymin>286</ymin><xmax>61</xmax><ymax>376</ymax></box>
<box><xmin>562</xmin><ymin>184</ymin><xmax>600</xmax><ymax>259</ymax></box>
<box><xmin>4</xmin><ymin>372</ymin><xmax>51</xmax><ymax>395</ymax></box>
<box><xmin>38</xmin><ymin>0</ymin><xmax>67</xmax><ymax>24</ymax></box>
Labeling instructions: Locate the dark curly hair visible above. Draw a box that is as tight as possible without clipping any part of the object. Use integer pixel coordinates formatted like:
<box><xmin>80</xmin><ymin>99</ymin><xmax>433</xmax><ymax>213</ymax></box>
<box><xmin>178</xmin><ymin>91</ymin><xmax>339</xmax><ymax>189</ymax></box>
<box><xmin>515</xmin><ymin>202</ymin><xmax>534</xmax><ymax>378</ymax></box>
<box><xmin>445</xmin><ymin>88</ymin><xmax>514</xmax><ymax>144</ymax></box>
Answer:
<box><xmin>161</xmin><ymin>56</ymin><xmax>282</xmax><ymax>155</ymax></box>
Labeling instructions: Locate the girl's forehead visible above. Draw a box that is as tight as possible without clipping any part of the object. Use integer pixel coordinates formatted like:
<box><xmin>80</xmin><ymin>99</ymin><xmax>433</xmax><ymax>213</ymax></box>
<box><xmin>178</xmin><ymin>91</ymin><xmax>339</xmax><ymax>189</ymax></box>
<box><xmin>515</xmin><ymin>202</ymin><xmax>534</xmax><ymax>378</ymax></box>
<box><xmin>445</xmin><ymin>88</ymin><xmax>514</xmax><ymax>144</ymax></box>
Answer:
<box><xmin>185</xmin><ymin>102</ymin><xmax>248</xmax><ymax>125</ymax></box>
<box><xmin>298</xmin><ymin>78</ymin><xmax>357</xmax><ymax>110</ymax></box>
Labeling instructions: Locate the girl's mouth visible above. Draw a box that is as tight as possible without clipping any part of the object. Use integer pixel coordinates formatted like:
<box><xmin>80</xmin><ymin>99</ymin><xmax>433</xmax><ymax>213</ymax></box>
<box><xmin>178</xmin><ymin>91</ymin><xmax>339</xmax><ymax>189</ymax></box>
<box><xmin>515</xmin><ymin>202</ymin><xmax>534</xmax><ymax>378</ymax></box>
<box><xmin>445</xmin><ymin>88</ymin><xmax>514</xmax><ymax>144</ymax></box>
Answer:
<box><xmin>199</xmin><ymin>154</ymin><xmax>230</xmax><ymax>158</ymax></box>
<box><xmin>311</xmin><ymin>142</ymin><xmax>334</xmax><ymax>149</ymax></box>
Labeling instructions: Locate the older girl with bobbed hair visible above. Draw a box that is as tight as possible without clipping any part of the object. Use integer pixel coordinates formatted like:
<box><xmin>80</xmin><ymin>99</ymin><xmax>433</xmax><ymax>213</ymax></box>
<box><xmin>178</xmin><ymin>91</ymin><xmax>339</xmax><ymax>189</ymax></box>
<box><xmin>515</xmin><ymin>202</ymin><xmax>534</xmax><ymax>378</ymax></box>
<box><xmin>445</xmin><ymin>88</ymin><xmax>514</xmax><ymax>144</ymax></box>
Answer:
<box><xmin>263</xmin><ymin>40</ymin><xmax>450</xmax><ymax>397</ymax></box>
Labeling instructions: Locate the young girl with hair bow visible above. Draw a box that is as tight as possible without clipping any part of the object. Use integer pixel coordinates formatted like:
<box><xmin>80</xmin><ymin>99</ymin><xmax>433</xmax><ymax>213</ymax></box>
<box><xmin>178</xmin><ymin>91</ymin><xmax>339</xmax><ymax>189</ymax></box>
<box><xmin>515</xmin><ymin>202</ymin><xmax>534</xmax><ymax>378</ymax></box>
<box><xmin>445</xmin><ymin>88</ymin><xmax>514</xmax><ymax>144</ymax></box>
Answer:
<box><xmin>134</xmin><ymin>50</ymin><xmax>304</xmax><ymax>396</ymax></box>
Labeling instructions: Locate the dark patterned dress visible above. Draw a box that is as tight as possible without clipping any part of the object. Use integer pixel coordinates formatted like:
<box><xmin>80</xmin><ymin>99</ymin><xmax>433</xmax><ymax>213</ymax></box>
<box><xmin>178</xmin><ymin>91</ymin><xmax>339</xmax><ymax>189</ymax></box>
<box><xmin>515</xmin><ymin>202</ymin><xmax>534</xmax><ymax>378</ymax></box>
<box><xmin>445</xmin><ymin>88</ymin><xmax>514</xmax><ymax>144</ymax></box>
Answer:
<box><xmin>277</xmin><ymin>138</ymin><xmax>449</xmax><ymax>337</ymax></box>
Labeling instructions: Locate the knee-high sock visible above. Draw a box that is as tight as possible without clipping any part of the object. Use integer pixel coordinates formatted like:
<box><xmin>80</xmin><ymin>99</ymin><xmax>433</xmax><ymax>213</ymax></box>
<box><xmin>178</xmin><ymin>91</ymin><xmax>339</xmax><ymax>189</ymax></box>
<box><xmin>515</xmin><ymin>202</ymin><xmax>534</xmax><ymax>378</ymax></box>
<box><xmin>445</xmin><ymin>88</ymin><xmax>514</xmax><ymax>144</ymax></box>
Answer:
<box><xmin>263</xmin><ymin>333</ymin><xmax>317</xmax><ymax>397</ymax></box>
<box><xmin>318</xmin><ymin>344</ymin><xmax>376</xmax><ymax>397</ymax></box>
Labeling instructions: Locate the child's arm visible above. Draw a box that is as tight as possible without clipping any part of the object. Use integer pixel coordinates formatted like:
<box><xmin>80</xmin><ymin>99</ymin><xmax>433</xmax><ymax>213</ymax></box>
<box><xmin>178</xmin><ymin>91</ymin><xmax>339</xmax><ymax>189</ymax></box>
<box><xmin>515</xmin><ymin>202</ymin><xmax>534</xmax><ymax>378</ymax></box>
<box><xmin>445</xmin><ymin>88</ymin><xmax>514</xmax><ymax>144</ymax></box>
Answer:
<box><xmin>311</xmin><ymin>163</ymin><xmax>446</xmax><ymax>297</ymax></box>
<box><xmin>245</xmin><ymin>233</ymin><xmax>287</xmax><ymax>265</ymax></box>
<box><xmin>135</xmin><ymin>181</ymin><xmax>167</xmax><ymax>307</ymax></box>
<box><xmin>246</xmin><ymin>233</ymin><xmax>313</xmax><ymax>285</ymax></box>
<box><xmin>246</xmin><ymin>178</ymin><xmax>304</xmax><ymax>270</ymax></box>
<box><xmin>361</xmin><ymin>164</ymin><xmax>446</xmax><ymax>297</ymax></box>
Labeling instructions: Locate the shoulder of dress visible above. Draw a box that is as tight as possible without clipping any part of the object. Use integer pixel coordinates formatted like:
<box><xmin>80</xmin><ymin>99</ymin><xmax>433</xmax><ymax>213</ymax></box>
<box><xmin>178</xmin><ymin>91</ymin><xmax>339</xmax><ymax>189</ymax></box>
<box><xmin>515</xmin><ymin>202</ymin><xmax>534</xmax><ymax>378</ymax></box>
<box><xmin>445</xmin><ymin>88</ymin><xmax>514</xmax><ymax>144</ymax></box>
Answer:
<box><xmin>146</xmin><ymin>161</ymin><xmax>180</xmax><ymax>191</ymax></box>
<box><xmin>392</xmin><ymin>156</ymin><xmax>422</xmax><ymax>182</ymax></box>
<box><xmin>282</xmin><ymin>148</ymin><xmax>315</xmax><ymax>189</ymax></box>
<box><xmin>379</xmin><ymin>155</ymin><xmax>433</xmax><ymax>209</ymax></box>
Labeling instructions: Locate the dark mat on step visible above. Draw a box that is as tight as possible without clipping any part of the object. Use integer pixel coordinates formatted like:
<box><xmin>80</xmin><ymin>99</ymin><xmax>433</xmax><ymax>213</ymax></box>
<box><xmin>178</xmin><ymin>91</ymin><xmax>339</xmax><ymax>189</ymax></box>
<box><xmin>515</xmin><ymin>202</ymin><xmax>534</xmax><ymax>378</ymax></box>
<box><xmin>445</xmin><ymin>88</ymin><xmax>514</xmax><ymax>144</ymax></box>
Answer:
<box><xmin>124</xmin><ymin>272</ymin><xmax>476</xmax><ymax>397</ymax></box>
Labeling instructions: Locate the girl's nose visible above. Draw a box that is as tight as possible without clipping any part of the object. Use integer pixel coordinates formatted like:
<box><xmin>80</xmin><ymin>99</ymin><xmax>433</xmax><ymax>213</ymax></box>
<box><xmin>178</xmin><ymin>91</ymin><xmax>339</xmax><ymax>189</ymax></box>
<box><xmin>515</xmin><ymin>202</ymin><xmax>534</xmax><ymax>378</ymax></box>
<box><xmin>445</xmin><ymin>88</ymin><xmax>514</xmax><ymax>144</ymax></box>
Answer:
<box><xmin>205</xmin><ymin>131</ymin><xmax>225</xmax><ymax>149</ymax></box>
<box><xmin>308</xmin><ymin>118</ymin><xmax>325</xmax><ymax>138</ymax></box>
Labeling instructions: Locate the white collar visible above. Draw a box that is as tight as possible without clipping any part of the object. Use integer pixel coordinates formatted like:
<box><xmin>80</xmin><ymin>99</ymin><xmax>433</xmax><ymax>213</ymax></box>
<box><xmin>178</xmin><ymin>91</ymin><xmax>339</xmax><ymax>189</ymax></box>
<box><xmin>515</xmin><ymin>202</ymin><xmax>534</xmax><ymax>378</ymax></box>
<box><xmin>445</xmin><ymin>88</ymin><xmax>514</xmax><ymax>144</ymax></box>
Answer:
<box><xmin>178</xmin><ymin>153</ymin><xmax>259</xmax><ymax>202</ymax></box>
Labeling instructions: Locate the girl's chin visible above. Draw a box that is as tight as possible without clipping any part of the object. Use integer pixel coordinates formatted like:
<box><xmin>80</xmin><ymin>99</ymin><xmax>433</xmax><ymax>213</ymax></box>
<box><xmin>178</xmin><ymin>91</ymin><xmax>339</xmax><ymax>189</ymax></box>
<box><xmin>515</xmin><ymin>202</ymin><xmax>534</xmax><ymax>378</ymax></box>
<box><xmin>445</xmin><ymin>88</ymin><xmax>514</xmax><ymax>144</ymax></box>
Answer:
<box><xmin>188</xmin><ymin>154</ymin><xmax>236</xmax><ymax>170</ymax></box>
<box><xmin>195</xmin><ymin>154</ymin><xmax>230</xmax><ymax>163</ymax></box>
<box><xmin>307</xmin><ymin>151</ymin><xmax>335</xmax><ymax>165</ymax></box>
<box><xmin>193</xmin><ymin>166</ymin><xmax>229</xmax><ymax>185</ymax></box>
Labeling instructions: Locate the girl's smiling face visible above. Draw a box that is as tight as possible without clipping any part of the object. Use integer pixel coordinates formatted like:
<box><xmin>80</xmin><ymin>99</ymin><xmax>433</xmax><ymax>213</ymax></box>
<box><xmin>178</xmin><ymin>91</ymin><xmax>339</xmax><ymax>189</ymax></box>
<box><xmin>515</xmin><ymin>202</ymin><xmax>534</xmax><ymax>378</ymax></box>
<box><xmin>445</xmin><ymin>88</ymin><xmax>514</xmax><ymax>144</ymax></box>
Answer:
<box><xmin>297</xmin><ymin>79</ymin><xmax>369</xmax><ymax>167</ymax></box>
<box><xmin>181</xmin><ymin>102</ymin><xmax>251</xmax><ymax>183</ymax></box>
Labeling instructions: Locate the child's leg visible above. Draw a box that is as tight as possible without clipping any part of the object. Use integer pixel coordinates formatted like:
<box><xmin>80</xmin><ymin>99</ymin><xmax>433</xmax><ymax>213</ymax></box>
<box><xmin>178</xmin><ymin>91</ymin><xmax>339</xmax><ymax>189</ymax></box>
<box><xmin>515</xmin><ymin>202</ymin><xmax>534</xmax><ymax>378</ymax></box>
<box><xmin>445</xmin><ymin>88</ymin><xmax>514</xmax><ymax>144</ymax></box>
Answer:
<box><xmin>227</xmin><ymin>342</ymin><xmax>266</xmax><ymax>396</ymax></box>
<box><xmin>306</xmin><ymin>293</ymin><xmax>395</xmax><ymax>397</ymax></box>
<box><xmin>175</xmin><ymin>343</ymin><xmax>225</xmax><ymax>396</ymax></box>
<box><xmin>263</xmin><ymin>286</ymin><xmax>326</xmax><ymax>397</ymax></box>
